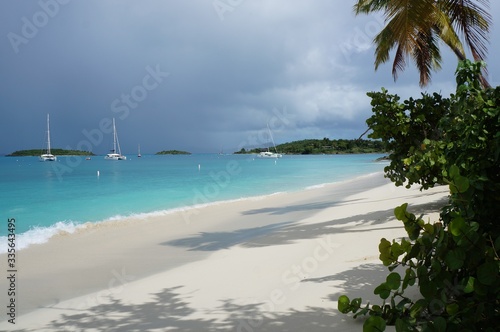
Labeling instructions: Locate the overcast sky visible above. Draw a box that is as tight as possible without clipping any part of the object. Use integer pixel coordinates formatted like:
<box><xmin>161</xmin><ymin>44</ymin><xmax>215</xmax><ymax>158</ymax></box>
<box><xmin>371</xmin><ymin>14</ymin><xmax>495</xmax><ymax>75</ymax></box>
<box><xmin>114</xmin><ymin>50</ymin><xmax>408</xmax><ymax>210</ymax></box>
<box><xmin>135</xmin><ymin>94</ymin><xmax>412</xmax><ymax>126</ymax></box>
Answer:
<box><xmin>1</xmin><ymin>1</ymin><xmax>499</xmax><ymax>154</ymax></box>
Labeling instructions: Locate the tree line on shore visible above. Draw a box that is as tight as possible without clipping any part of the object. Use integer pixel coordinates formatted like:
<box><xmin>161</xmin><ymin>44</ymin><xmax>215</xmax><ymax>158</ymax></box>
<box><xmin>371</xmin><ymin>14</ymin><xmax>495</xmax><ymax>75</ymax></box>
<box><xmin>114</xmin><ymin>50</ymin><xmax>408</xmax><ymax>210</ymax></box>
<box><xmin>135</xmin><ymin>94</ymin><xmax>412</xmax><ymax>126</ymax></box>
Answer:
<box><xmin>6</xmin><ymin>149</ymin><xmax>94</xmax><ymax>157</ymax></box>
<box><xmin>6</xmin><ymin>149</ymin><xmax>194</xmax><ymax>156</ymax></box>
<box><xmin>235</xmin><ymin>138</ymin><xmax>385</xmax><ymax>155</ymax></box>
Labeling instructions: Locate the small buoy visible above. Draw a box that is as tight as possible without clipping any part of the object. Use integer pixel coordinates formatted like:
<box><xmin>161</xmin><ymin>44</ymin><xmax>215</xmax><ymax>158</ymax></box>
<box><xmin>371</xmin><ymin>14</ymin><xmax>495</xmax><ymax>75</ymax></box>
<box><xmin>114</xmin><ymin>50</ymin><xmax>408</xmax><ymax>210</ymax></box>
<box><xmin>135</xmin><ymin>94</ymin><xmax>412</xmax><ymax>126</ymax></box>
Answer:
<box><xmin>97</xmin><ymin>170</ymin><xmax>100</xmax><ymax>177</ymax></box>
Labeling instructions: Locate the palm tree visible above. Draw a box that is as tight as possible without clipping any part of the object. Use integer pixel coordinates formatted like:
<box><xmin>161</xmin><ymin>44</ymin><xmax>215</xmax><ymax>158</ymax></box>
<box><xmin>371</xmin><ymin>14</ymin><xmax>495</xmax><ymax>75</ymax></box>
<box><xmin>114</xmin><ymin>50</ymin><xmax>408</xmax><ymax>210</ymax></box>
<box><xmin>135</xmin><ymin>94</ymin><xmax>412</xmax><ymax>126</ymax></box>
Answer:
<box><xmin>354</xmin><ymin>0</ymin><xmax>491</xmax><ymax>87</ymax></box>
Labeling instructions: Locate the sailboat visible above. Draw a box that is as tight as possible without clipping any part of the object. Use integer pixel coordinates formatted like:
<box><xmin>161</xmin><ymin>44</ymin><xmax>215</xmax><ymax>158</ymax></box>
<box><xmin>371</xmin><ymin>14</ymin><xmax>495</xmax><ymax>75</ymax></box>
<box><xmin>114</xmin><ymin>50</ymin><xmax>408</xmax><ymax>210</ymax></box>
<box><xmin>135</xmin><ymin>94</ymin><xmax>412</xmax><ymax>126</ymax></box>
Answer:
<box><xmin>39</xmin><ymin>114</ymin><xmax>56</xmax><ymax>161</ymax></box>
<box><xmin>104</xmin><ymin>118</ymin><xmax>127</xmax><ymax>160</ymax></box>
<box><xmin>258</xmin><ymin>124</ymin><xmax>282</xmax><ymax>158</ymax></box>
<box><xmin>137</xmin><ymin>144</ymin><xmax>142</xmax><ymax>158</ymax></box>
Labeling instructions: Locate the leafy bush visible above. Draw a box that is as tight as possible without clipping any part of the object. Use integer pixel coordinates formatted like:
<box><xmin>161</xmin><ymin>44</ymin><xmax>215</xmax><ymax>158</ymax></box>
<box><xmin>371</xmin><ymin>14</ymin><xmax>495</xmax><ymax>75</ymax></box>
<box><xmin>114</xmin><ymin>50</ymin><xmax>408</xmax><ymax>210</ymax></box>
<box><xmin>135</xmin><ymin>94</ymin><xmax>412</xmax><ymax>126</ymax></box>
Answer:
<box><xmin>338</xmin><ymin>61</ymin><xmax>500</xmax><ymax>331</ymax></box>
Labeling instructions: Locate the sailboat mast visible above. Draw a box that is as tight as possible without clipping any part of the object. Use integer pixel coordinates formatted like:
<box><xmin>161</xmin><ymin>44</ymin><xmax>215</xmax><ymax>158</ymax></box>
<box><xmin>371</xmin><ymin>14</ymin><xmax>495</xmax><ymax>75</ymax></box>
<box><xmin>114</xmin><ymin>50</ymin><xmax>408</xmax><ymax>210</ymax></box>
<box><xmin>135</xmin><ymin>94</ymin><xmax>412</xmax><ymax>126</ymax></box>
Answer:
<box><xmin>112</xmin><ymin>118</ymin><xmax>117</xmax><ymax>153</ymax></box>
<box><xmin>46</xmin><ymin>114</ymin><xmax>51</xmax><ymax>154</ymax></box>
<box><xmin>267</xmin><ymin>123</ymin><xmax>278</xmax><ymax>153</ymax></box>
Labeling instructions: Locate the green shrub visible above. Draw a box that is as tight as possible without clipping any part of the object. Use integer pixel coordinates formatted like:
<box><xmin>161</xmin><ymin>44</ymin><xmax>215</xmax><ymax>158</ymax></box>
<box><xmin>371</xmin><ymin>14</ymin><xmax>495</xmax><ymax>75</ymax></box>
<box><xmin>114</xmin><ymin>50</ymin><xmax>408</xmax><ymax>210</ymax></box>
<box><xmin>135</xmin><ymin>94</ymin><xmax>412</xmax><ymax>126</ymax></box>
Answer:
<box><xmin>338</xmin><ymin>60</ymin><xmax>500</xmax><ymax>331</ymax></box>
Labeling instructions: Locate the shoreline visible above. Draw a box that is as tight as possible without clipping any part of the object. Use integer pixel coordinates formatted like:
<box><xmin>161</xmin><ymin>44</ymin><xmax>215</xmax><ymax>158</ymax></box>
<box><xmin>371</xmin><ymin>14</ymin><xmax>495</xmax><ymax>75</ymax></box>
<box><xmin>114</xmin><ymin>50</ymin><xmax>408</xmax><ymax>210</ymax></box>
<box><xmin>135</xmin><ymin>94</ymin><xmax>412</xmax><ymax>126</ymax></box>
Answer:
<box><xmin>0</xmin><ymin>172</ymin><xmax>384</xmax><ymax>254</ymax></box>
<box><xmin>0</xmin><ymin>173</ymin><xmax>449</xmax><ymax>331</ymax></box>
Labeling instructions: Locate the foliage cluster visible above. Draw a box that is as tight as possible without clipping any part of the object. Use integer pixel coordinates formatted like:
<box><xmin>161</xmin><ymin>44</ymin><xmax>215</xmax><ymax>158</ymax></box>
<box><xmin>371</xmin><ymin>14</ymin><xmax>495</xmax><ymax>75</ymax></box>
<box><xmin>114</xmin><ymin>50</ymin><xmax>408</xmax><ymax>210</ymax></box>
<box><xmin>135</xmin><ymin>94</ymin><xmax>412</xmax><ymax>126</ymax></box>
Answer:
<box><xmin>236</xmin><ymin>138</ymin><xmax>385</xmax><ymax>155</ymax></box>
<box><xmin>155</xmin><ymin>150</ymin><xmax>191</xmax><ymax>155</ymax></box>
<box><xmin>6</xmin><ymin>149</ymin><xmax>94</xmax><ymax>157</ymax></box>
<box><xmin>338</xmin><ymin>61</ymin><xmax>499</xmax><ymax>331</ymax></box>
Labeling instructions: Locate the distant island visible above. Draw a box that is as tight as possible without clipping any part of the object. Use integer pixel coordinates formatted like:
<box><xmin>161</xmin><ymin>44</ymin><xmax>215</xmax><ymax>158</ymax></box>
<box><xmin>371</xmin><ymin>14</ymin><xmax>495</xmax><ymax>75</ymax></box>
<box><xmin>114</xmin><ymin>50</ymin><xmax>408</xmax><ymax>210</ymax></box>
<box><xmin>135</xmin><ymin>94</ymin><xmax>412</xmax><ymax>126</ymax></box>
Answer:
<box><xmin>155</xmin><ymin>150</ymin><xmax>191</xmax><ymax>155</ymax></box>
<box><xmin>6</xmin><ymin>149</ymin><xmax>95</xmax><ymax>157</ymax></box>
<box><xmin>235</xmin><ymin>138</ymin><xmax>386</xmax><ymax>155</ymax></box>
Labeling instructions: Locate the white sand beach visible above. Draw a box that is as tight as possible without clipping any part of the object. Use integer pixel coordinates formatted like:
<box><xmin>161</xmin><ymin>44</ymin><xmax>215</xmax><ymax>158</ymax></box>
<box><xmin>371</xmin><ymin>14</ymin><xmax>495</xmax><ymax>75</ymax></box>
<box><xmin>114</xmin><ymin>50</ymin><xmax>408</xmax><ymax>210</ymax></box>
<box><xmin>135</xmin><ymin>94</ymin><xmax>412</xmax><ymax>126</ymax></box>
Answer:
<box><xmin>0</xmin><ymin>173</ymin><xmax>449</xmax><ymax>331</ymax></box>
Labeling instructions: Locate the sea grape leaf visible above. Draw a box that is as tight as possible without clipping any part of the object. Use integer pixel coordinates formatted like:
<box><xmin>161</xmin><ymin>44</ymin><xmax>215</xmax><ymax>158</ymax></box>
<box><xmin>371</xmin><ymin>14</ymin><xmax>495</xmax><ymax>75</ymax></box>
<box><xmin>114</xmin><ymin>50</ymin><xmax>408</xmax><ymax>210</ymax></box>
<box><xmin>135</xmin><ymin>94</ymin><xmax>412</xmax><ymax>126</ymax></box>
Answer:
<box><xmin>351</xmin><ymin>298</ymin><xmax>362</xmax><ymax>311</ymax></box>
<box><xmin>396</xmin><ymin>298</ymin><xmax>412</xmax><ymax>310</ymax></box>
<box><xmin>379</xmin><ymin>238</ymin><xmax>394</xmax><ymax>266</ymax></box>
<box><xmin>431</xmin><ymin>259</ymin><xmax>442</xmax><ymax>274</ymax></box>
<box><xmin>449</xmin><ymin>165</ymin><xmax>460</xmax><ymax>179</ymax></box>
<box><xmin>338</xmin><ymin>295</ymin><xmax>351</xmax><ymax>314</ymax></box>
<box><xmin>445</xmin><ymin>249</ymin><xmax>465</xmax><ymax>270</ymax></box>
<box><xmin>379</xmin><ymin>238</ymin><xmax>391</xmax><ymax>253</ymax></box>
<box><xmin>432</xmin><ymin>316</ymin><xmax>447</xmax><ymax>332</ymax></box>
<box><xmin>410</xmin><ymin>299</ymin><xmax>427</xmax><ymax>318</ymax></box>
<box><xmin>391</xmin><ymin>242</ymin><xmax>404</xmax><ymax>257</ymax></box>
<box><xmin>386</xmin><ymin>272</ymin><xmax>401</xmax><ymax>290</ymax></box>
<box><xmin>463</xmin><ymin>276</ymin><xmax>475</xmax><ymax>293</ymax></box>
<box><xmin>400</xmin><ymin>238</ymin><xmax>411</xmax><ymax>252</ymax></box>
<box><xmin>423</xmin><ymin>223</ymin><xmax>434</xmax><ymax>235</ymax></box>
<box><xmin>420</xmin><ymin>280</ymin><xmax>437</xmax><ymax>298</ymax></box>
<box><xmin>477</xmin><ymin>262</ymin><xmax>498</xmax><ymax>286</ymax></box>
<box><xmin>446</xmin><ymin>303</ymin><xmax>459</xmax><ymax>316</ymax></box>
<box><xmin>494</xmin><ymin>236</ymin><xmax>500</xmax><ymax>251</ymax></box>
<box><xmin>449</xmin><ymin>174</ymin><xmax>469</xmax><ymax>194</ymax></box>
<box><xmin>405</xmin><ymin>223</ymin><xmax>421</xmax><ymax>241</ymax></box>
<box><xmin>395</xmin><ymin>318</ymin><xmax>412</xmax><ymax>332</ymax></box>
<box><xmin>394</xmin><ymin>203</ymin><xmax>409</xmax><ymax>221</ymax></box>
<box><xmin>454</xmin><ymin>176</ymin><xmax>470</xmax><ymax>193</ymax></box>
<box><xmin>363</xmin><ymin>315</ymin><xmax>386</xmax><ymax>332</ymax></box>
<box><xmin>374</xmin><ymin>283</ymin><xmax>391</xmax><ymax>299</ymax></box>
<box><xmin>449</xmin><ymin>217</ymin><xmax>466</xmax><ymax>236</ymax></box>
<box><xmin>403</xmin><ymin>268</ymin><xmax>416</xmax><ymax>289</ymax></box>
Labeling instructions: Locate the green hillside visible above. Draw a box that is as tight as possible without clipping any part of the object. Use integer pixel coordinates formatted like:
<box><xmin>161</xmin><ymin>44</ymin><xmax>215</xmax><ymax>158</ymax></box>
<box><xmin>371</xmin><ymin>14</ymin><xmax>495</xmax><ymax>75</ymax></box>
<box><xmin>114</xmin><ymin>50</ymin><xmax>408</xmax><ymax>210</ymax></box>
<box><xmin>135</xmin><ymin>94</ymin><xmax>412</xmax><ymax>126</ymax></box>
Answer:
<box><xmin>155</xmin><ymin>150</ymin><xmax>191</xmax><ymax>155</ymax></box>
<box><xmin>6</xmin><ymin>149</ymin><xmax>95</xmax><ymax>157</ymax></box>
<box><xmin>235</xmin><ymin>138</ymin><xmax>386</xmax><ymax>155</ymax></box>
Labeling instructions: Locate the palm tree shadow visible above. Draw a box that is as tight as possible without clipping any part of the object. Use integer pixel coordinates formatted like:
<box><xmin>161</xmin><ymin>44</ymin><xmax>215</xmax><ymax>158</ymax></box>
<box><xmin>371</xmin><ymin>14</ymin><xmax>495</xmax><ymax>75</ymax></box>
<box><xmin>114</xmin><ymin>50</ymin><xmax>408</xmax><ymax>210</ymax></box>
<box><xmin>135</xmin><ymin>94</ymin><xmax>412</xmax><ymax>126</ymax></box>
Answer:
<box><xmin>163</xmin><ymin>196</ymin><xmax>446</xmax><ymax>252</ymax></box>
<box><xmin>164</xmin><ymin>221</ymin><xmax>295</xmax><ymax>251</ymax></box>
<box><xmin>27</xmin><ymin>286</ymin><xmax>365</xmax><ymax>332</ymax></box>
<box><xmin>219</xmin><ymin>299</ymin><xmax>360</xmax><ymax>332</ymax></box>
<box><xmin>241</xmin><ymin>198</ymin><xmax>364</xmax><ymax>216</ymax></box>
<box><xmin>242</xmin><ymin>187</ymin><xmax>446</xmax><ymax>217</ymax></box>
<box><xmin>163</xmin><ymin>208</ymin><xmax>396</xmax><ymax>251</ymax></box>
<box><xmin>45</xmin><ymin>286</ymin><xmax>214</xmax><ymax>332</ymax></box>
<box><xmin>303</xmin><ymin>263</ymin><xmax>390</xmax><ymax>304</ymax></box>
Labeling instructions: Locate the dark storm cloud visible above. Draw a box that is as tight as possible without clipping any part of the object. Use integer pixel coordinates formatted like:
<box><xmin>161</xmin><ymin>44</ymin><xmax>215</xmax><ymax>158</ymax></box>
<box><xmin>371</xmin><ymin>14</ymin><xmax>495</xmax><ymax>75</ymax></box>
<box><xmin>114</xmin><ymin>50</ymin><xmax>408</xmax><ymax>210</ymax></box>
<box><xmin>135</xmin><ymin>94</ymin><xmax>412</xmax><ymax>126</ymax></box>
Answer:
<box><xmin>1</xmin><ymin>0</ymin><xmax>499</xmax><ymax>154</ymax></box>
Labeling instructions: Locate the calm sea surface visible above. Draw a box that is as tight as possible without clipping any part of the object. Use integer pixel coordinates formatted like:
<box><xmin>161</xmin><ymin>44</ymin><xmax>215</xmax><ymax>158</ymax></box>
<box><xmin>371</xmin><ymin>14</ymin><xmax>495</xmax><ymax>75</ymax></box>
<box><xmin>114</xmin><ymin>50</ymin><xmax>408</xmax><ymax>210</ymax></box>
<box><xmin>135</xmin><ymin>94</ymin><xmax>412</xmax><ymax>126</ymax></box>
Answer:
<box><xmin>0</xmin><ymin>153</ymin><xmax>387</xmax><ymax>251</ymax></box>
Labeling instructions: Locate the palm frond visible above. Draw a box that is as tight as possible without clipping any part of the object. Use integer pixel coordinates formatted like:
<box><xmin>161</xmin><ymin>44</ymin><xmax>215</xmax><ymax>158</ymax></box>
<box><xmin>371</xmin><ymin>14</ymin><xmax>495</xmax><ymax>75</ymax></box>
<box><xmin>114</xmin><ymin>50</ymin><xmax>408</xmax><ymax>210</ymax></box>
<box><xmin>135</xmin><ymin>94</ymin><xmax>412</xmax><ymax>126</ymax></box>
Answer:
<box><xmin>433</xmin><ymin>9</ymin><xmax>466</xmax><ymax>60</ymax></box>
<box><xmin>352</xmin><ymin>0</ymin><xmax>491</xmax><ymax>87</ymax></box>
<box><xmin>443</xmin><ymin>0</ymin><xmax>490</xmax><ymax>61</ymax></box>
<box><xmin>412</xmin><ymin>31</ymin><xmax>442</xmax><ymax>86</ymax></box>
<box><xmin>373</xmin><ymin>26</ymin><xmax>397</xmax><ymax>70</ymax></box>
<box><xmin>353</xmin><ymin>0</ymin><xmax>391</xmax><ymax>14</ymax></box>
<box><xmin>391</xmin><ymin>44</ymin><xmax>407</xmax><ymax>81</ymax></box>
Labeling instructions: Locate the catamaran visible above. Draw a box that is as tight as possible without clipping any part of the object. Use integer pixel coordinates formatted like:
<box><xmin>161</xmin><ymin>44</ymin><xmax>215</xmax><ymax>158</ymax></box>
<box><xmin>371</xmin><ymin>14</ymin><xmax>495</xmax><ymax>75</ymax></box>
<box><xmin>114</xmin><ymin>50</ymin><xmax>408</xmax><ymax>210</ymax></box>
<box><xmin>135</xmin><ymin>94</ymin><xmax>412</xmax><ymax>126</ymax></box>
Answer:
<box><xmin>39</xmin><ymin>114</ymin><xmax>56</xmax><ymax>161</ymax></box>
<box><xmin>105</xmin><ymin>118</ymin><xmax>127</xmax><ymax>160</ymax></box>
<box><xmin>258</xmin><ymin>150</ymin><xmax>282</xmax><ymax>158</ymax></box>
<box><xmin>258</xmin><ymin>124</ymin><xmax>282</xmax><ymax>158</ymax></box>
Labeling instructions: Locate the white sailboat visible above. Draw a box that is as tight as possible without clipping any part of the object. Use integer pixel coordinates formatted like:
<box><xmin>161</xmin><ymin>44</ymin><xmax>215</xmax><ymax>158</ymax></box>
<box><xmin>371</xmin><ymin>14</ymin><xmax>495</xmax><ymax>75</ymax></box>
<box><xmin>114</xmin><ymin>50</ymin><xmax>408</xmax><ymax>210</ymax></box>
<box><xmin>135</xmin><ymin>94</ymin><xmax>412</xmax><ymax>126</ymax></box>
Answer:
<box><xmin>258</xmin><ymin>124</ymin><xmax>282</xmax><ymax>158</ymax></box>
<box><xmin>39</xmin><ymin>114</ymin><xmax>56</xmax><ymax>161</ymax></box>
<box><xmin>258</xmin><ymin>150</ymin><xmax>282</xmax><ymax>158</ymax></box>
<box><xmin>137</xmin><ymin>144</ymin><xmax>142</xmax><ymax>158</ymax></box>
<box><xmin>105</xmin><ymin>118</ymin><xmax>127</xmax><ymax>160</ymax></box>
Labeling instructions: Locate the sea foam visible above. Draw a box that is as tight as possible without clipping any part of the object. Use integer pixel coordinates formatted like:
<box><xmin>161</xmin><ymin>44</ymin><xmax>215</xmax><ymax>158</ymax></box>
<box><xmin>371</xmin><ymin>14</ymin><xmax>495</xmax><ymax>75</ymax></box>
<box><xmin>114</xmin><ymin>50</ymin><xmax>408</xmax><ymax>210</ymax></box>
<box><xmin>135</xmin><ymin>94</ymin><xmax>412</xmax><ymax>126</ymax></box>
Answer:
<box><xmin>0</xmin><ymin>221</ymin><xmax>79</xmax><ymax>254</ymax></box>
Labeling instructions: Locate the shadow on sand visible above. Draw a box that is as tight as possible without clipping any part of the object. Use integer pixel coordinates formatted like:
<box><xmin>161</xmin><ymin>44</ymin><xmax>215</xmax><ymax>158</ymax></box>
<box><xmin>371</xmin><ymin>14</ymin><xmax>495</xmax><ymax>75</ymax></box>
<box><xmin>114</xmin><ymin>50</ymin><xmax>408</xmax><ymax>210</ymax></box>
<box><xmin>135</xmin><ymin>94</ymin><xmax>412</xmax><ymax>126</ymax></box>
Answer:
<box><xmin>10</xmin><ymin>262</ymin><xmax>400</xmax><ymax>332</ymax></box>
<box><xmin>163</xmin><ymin>196</ymin><xmax>447</xmax><ymax>252</ymax></box>
<box><xmin>9</xmin><ymin>285</ymin><xmax>369</xmax><ymax>332</ymax></box>
<box><xmin>7</xmin><ymin>191</ymin><xmax>446</xmax><ymax>331</ymax></box>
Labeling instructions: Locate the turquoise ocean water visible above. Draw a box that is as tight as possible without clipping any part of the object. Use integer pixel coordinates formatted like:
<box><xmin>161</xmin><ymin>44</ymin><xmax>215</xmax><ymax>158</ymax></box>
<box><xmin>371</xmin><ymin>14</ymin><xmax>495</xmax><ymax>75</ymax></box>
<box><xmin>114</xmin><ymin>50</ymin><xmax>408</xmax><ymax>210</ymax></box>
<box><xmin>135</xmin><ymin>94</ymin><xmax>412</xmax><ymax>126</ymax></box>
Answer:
<box><xmin>0</xmin><ymin>153</ymin><xmax>387</xmax><ymax>252</ymax></box>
